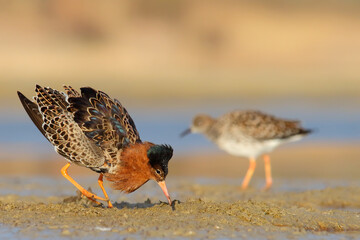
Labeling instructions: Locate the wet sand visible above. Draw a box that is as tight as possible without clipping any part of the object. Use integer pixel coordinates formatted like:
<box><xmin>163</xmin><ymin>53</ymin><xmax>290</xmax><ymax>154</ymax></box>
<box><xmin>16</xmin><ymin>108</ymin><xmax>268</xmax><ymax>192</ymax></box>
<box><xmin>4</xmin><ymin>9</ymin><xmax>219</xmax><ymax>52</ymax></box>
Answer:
<box><xmin>0</xmin><ymin>185</ymin><xmax>360</xmax><ymax>239</ymax></box>
<box><xmin>0</xmin><ymin>144</ymin><xmax>360</xmax><ymax>239</ymax></box>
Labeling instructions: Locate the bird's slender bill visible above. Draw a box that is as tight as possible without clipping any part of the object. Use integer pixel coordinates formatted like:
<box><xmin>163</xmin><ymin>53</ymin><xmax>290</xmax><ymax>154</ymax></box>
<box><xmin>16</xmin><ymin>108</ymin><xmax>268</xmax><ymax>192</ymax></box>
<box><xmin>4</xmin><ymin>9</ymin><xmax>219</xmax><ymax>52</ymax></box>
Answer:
<box><xmin>157</xmin><ymin>181</ymin><xmax>172</xmax><ymax>205</ymax></box>
<box><xmin>180</xmin><ymin>128</ymin><xmax>191</xmax><ymax>137</ymax></box>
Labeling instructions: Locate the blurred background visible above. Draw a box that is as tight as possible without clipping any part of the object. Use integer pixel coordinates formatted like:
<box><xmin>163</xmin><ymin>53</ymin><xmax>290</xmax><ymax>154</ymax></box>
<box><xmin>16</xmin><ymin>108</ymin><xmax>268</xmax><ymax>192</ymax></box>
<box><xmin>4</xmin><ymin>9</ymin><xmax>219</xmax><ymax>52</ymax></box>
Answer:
<box><xmin>0</xmin><ymin>0</ymin><xmax>360</xmax><ymax>182</ymax></box>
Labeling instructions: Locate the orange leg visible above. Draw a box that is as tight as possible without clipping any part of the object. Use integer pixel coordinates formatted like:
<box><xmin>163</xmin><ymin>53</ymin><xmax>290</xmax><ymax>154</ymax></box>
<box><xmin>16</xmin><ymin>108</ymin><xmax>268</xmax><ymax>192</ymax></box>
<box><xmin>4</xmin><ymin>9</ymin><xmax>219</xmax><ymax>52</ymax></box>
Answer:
<box><xmin>98</xmin><ymin>174</ymin><xmax>113</xmax><ymax>208</ymax></box>
<box><xmin>61</xmin><ymin>163</ymin><xmax>107</xmax><ymax>203</ymax></box>
<box><xmin>241</xmin><ymin>158</ymin><xmax>256</xmax><ymax>190</ymax></box>
<box><xmin>263</xmin><ymin>154</ymin><xmax>273</xmax><ymax>190</ymax></box>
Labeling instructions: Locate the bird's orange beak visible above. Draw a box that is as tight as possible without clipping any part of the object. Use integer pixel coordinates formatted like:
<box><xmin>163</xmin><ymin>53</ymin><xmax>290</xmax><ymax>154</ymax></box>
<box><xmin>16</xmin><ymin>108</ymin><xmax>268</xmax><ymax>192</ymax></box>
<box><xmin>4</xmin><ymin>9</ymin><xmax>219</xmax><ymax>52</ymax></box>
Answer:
<box><xmin>157</xmin><ymin>181</ymin><xmax>172</xmax><ymax>205</ymax></box>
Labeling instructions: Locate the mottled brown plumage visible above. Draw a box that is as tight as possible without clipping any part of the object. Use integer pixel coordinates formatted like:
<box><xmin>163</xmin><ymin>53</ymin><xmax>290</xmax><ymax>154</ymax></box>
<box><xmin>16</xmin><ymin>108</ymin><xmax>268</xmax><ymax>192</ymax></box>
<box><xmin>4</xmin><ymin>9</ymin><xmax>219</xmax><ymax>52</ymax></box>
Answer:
<box><xmin>17</xmin><ymin>85</ymin><xmax>173</xmax><ymax>207</ymax></box>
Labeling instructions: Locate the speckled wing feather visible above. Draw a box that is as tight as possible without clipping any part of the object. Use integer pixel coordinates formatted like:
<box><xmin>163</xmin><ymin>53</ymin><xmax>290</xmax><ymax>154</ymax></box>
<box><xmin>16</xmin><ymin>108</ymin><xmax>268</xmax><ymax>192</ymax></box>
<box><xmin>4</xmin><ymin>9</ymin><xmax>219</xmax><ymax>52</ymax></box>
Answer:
<box><xmin>63</xmin><ymin>85</ymin><xmax>81</xmax><ymax>98</ymax></box>
<box><xmin>67</xmin><ymin>87</ymin><xmax>141</xmax><ymax>164</ymax></box>
<box><xmin>228</xmin><ymin>111</ymin><xmax>311</xmax><ymax>140</ymax></box>
<box><xmin>17</xmin><ymin>91</ymin><xmax>47</xmax><ymax>139</ymax></box>
<box><xmin>33</xmin><ymin>85</ymin><xmax>106</xmax><ymax>169</ymax></box>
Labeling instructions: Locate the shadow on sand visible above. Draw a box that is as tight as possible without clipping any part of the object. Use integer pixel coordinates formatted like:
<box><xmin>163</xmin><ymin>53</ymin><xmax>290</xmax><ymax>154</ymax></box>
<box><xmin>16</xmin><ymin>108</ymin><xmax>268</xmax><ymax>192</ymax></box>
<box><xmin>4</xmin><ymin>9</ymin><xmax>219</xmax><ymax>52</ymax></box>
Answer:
<box><xmin>113</xmin><ymin>199</ymin><xmax>157</xmax><ymax>209</ymax></box>
<box><xmin>62</xmin><ymin>188</ymin><xmax>179</xmax><ymax>210</ymax></box>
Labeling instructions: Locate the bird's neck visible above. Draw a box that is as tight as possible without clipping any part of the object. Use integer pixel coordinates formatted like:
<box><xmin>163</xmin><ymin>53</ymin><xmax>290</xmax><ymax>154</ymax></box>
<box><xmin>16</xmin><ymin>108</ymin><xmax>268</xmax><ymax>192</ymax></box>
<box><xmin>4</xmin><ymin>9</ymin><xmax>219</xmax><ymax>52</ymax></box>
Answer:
<box><xmin>105</xmin><ymin>142</ymin><xmax>154</xmax><ymax>193</ymax></box>
<box><xmin>203</xmin><ymin>119</ymin><xmax>220</xmax><ymax>141</ymax></box>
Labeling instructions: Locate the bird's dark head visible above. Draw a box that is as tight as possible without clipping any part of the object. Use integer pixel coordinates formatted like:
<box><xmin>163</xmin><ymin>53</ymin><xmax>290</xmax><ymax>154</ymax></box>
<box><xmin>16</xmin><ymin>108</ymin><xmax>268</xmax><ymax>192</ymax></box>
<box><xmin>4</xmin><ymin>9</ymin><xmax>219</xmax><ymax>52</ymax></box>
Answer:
<box><xmin>147</xmin><ymin>144</ymin><xmax>173</xmax><ymax>206</ymax></box>
<box><xmin>147</xmin><ymin>144</ymin><xmax>173</xmax><ymax>182</ymax></box>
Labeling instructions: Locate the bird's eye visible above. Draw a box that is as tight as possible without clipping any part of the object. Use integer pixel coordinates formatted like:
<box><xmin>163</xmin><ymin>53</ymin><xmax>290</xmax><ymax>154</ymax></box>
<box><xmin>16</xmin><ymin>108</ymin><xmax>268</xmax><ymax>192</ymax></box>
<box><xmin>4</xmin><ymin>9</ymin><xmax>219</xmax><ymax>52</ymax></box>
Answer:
<box><xmin>156</xmin><ymin>169</ymin><xmax>161</xmax><ymax>175</ymax></box>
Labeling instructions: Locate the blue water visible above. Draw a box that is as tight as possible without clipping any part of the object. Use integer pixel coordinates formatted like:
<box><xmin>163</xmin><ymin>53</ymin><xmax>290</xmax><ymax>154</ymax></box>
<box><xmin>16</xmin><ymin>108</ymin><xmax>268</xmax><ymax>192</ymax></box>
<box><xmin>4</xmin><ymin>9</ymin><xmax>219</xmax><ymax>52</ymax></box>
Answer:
<box><xmin>0</xmin><ymin>224</ymin><xmax>357</xmax><ymax>240</ymax></box>
<box><xmin>1</xmin><ymin>99</ymin><xmax>360</xmax><ymax>156</ymax></box>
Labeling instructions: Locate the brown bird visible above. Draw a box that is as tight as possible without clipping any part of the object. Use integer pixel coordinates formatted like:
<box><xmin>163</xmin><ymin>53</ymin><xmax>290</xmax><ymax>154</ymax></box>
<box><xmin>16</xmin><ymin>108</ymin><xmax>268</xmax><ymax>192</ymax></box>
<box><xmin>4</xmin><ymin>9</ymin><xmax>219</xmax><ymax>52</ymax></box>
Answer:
<box><xmin>182</xmin><ymin>110</ymin><xmax>311</xmax><ymax>190</ymax></box>
<box><xmin>17</xmin><ymin>85</ymin><xmax>173</xmax><ymax>207</ymax></box>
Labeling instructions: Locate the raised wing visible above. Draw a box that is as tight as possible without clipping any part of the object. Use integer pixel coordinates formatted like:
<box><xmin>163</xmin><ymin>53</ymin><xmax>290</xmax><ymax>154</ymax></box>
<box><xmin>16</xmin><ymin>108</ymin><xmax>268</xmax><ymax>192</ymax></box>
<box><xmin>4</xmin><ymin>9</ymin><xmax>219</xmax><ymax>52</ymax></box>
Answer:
<box><xmin>67</xmin><ymin>87</ymin><xmax>141</xmax><ymax>161</ymax></box>
<box><xmin>229</xmin><ymin>110</ymin><xmax>311</xmax><ymax>140</ymax></box>
<box><xmin>18</xmin><ymin>85</ymin><xmax>106</xmax><ymax>169</ymax></box>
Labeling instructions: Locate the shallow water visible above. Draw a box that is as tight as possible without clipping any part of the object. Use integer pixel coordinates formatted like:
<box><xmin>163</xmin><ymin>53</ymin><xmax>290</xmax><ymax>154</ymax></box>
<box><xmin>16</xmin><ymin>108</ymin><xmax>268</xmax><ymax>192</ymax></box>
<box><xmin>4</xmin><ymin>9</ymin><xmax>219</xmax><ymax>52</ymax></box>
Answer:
<box><xmin>2</xmin><ymin>225</ymin><xmax>359</xmax><ymax>240</ymax></box>
<box><xmin>2</xmin><ymin>100</ymin><xmax>360</xmax><ymax>156</ymax></box>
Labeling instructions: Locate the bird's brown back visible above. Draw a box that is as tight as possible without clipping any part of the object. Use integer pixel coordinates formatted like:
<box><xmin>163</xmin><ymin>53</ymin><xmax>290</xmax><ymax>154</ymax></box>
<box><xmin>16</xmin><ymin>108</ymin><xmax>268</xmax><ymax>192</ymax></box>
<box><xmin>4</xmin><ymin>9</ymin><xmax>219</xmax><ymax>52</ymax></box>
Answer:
<box><xmin>219</xmin><ymin>110</ymin><xmax>311</xmax><ymax>141</ymax></box>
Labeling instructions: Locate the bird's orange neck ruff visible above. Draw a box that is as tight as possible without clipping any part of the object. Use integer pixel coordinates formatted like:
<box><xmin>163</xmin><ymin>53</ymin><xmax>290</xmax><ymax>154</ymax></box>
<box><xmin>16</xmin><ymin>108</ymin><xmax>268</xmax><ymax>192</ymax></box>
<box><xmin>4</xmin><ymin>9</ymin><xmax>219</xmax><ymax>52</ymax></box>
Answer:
<box><xmin>104</xmin><ymin>142</ymin><xmax>155</xmax><ymax>193</ymax></box>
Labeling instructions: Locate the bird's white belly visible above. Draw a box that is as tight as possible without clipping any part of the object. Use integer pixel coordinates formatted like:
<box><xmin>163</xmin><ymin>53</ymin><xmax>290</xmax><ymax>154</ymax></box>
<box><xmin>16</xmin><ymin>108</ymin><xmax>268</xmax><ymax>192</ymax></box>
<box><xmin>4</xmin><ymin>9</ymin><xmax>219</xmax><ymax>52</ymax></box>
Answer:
<box><xmin>217</xmin><ymin>138</ymin><xmax>285</xmax><ymax>159</ymax></box>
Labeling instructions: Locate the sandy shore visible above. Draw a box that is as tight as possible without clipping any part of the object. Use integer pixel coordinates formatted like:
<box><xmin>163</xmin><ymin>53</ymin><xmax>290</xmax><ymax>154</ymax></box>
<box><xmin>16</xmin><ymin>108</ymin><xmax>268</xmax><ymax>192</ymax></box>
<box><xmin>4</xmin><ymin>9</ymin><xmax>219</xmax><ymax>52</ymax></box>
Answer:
<box><xmin>0</xmin><ymin>185</ymin><xmax>359</xmax><ymax>239</ymax></box>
